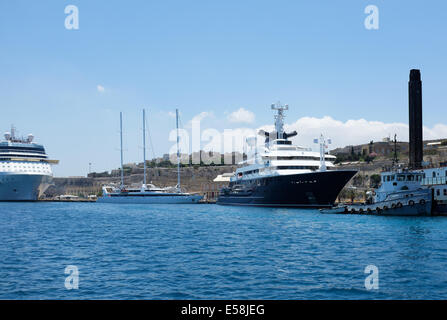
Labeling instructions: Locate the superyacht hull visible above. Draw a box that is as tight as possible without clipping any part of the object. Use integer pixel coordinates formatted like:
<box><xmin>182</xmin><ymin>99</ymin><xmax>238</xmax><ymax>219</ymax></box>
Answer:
<box><xmin>217</xmin><ymin>170</ymin><xmax>357</xmax><ymax>208</ymax></box>
<box><xmin>0</xmin><ymin>173</ymin><xmax>52</xmax><ymax>201</ymax></box>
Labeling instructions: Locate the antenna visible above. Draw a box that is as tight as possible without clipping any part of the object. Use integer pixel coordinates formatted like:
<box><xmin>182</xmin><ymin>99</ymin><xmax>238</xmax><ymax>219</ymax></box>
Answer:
<box><xmin>143</xmin><ymin>109</ymin><xmax>147</xmax><ymax>187</ymax></box>
<box><xmin>120</xmin><ymin>112</ymin><xmax>124</xmax><ymax>189</ymax></box>
<box><xmin>392</xmin><ymin>134</ymin><xmax>399</xmax><ymax>167</ymax></box>
<box><xmin>176</xmin><ymin>109</ymin><xmax>180</xmax><ymax>190</ymax></box>
<box><xmin>270</xmin><ymin>101</ymin><xmax>288</xmax><ymax>139</ymax></box>
<box><xmin>314</xmin><ymin>134</ymin><xmax>331</xmax><ymax>172</ymax></box>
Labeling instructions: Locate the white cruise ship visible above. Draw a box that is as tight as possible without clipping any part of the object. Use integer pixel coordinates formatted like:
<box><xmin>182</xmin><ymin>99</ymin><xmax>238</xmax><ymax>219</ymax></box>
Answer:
<box><xmin>0</xmin><ymin>127</ymin><xmax>58</xmax><ymax>201</ymax></box>
<box><xmin>217</xmin><ymin>103</ymin><xmax>357</xmax><ymax>207</ymax></box>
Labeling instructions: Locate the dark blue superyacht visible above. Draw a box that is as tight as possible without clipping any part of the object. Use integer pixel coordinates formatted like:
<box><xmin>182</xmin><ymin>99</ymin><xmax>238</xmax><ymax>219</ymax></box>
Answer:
<box><xmin>217</xmin><ymin>103</ymin><xmax>357</xmax><ymax>207</ymax></box>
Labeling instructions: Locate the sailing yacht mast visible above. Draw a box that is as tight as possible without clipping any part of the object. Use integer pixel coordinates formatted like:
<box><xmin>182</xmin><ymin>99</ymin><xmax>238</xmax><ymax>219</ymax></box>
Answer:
<box><xmin>176</xmin><ymin>109</ymin><xmax>180</xmax><ymax>190</ymax></box>
<box><xmin>120</xmin><ymin>112</ymin><xmax>124</xmax><ymax>188</ymax></box>
<box><xmin>142</xmin><ymin>109</ymin><xmax>147</xmax><ymax>187</ymax></box>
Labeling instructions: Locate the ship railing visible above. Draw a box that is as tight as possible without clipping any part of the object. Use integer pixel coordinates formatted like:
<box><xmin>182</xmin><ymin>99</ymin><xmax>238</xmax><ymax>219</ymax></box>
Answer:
<box><xmin>422</xmin><ymin>177</ymin><xmax>447</xmax><ymax>186</ymax></box>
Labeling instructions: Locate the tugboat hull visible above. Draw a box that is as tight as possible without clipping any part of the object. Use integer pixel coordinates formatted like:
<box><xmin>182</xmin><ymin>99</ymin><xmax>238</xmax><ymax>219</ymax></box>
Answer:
<box><xmin>217</xmin><ymin>170</ymin><xmax>357</xmax><ymax>208</ymax></box>
<box><xmin>321</xmin><ymin>188</ymin><xmax>433</xmax><ymax>216</ymax></box>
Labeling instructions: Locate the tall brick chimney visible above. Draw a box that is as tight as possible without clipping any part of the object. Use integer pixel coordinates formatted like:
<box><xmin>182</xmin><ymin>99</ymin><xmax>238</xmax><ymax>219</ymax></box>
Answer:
<box><xmin>408</xmin><ymin>69</ymin><xmax>423</xmax><ymax>169</ymax></box>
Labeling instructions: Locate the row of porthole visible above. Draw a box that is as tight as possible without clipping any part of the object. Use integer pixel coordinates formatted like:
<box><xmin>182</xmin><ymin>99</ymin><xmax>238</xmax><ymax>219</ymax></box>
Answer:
<box><xmin>0</xmin><ymin>165</ymin><xmax>50</xmax><ymax>169</ymax></box>
<box><xmin>0</xmin><ymin>166</ymin><xmax>50</xmax><ymax>170</ymax></box>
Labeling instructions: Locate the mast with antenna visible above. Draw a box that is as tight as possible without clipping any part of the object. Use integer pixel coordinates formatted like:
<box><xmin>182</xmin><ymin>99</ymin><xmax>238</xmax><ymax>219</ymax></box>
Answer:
<box><xmin>176</xmin><ymin>109</ymin><xmax>181</xmax><ymax>190</ymax></box>
<box><xmin>142</xmin><ymin>109</ymin><xmax>147</xmax><ymax>188</ymax></box>
<box><xmin>120</xmin><ymin>112</ymin><xmax>124</xmax><ymax>189</ymax></box>
<box><xmin>314</xmin><ymin>134</ymin><xmax>331</xmax><ymax>172</ymax></box>
<box><xmin>392</xmin><ymin>134</ymin><xmax>399</xmax><ymax>167</ymax></box>
<box><xmin>271</xmin><ymin>101</ymin><xmax>288</xmax><ymax>139</ymax></box>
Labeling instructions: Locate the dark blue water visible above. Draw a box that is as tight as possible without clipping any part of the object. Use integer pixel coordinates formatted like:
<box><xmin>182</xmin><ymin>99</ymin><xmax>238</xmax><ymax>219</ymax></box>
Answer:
<box><xmin>1</xmin><ymin>202</ymin><xmax>447</xmax><ymax>299</ymax></box>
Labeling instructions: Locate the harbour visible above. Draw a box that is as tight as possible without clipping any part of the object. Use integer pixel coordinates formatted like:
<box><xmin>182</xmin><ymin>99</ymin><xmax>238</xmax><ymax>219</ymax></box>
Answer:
<box><xmin>2</xmin><ymin>201</ymin><xmax>447</xmax><ymax>300</ymax></box>
<box><xmin>2</xmin><ymin>0</ymin><xmax>447</xmax><ymax>303</ymax></box>
<box><xmin>4</xmin><ymin>69</ymin><xmax>444</xmax><ymax>218</ymax></box>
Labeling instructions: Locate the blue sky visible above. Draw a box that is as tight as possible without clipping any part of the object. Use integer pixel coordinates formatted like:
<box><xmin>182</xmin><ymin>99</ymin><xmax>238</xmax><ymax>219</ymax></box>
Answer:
<box><xmin>1</xmin><ymin>0</ymin><xmax>446</xmax><ymax>176</ymax></box>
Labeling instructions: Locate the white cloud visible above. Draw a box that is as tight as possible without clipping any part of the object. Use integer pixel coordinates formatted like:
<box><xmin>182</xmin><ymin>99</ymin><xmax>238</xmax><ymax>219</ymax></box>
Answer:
<box><xmin>97</xmin><ymin>85</ymin><xmax>105</xmax><ymax>93</ymax></box>
<box><xmin>222</xmin><ymin>116</ymin><xmax>447</xmax><ymax>154</ymax></box>
<box><xmin>279</xmin><ymin>116</ymin><xmax>447</xmax><ymax>150</ymax></box>
<box><xmin>192</xmin><ymin>111</ymin><xmax>213</xmax><ymax>123</ymax></box>
<box><xmin>170</xmin><ymin>114</ymin><xmax>447</xmax><ymax>160</ymax></box>
<box><xmin>183</xmin><ymin>111</ymin><xmax>214</xmax><ymax>129</ymax></box>
<box><xmin>228</xmin><ymin>108</ymin><xmax>255</xmax><ymax>123</ymax></box>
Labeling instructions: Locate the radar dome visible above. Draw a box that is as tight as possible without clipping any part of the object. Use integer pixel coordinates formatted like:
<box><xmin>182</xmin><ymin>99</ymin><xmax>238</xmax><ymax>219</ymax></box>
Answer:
<box><xmin>4</xmin><ymin>132</ymin><xmax>11</xmax><ymax>140</ymax></box>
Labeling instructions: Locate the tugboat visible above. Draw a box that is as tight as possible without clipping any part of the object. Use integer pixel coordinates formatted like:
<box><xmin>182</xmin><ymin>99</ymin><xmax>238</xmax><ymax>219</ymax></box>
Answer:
<box><xmin>321</xmin><ymin>136</ymin><xmax>433</xmax><ymax>216</ymax></box>
<box><xmin>321</xmin><ymin>169</ymin><xmax>433</xmax><ymax>216</ymax></box>
<box><xmin>217</xmin><ymin>102</ymin><xmax>357</xmax><ymax>207</ymax></box>
<box><xmin>97</xmin><ymin>110</ymin><xmax>202</xmax><ymax>204</ymax></box>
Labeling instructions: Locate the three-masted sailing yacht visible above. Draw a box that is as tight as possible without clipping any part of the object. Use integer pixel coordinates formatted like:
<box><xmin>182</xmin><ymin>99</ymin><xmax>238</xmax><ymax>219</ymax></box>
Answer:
<box><xmin>97</xmin><ymin>109</ymin><xmax>203</xmax><ymax>204</ymax></box>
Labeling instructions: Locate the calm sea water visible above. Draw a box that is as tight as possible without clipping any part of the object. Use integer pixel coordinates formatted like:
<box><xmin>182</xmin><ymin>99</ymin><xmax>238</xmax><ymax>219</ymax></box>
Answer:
<box><xmin>0</xmin><ymin>202</ymin><xmax>447</xmax><ymax>299</ymax></box>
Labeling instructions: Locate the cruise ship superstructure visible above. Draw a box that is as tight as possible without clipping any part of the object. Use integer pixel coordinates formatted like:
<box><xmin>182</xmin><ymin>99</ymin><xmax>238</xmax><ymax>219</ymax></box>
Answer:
<box><xmin>217</xmin><ymin>103</ymin><xmax>357</xmax><ymax>207</ymax></box>
<box><xmin>0</xmin><ymin>127</ymin><xmax>58</xmax><ymax>201</ymax></box>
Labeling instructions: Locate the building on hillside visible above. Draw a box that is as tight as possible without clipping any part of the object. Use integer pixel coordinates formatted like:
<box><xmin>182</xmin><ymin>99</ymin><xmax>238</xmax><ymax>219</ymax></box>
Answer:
<box><xmin>424</xmin><ymin>139</ymin><xmax>447</xmax><ymax>151</ymax></box>
<box><xmin>330</xmin><ymin>138</ymin><xmax>409</xmax><ymax>158</ymax></box>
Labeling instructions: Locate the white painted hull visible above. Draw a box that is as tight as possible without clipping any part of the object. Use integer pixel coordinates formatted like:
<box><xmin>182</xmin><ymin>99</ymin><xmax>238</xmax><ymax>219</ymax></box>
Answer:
<box><xmin>0</xmin><ymin>173</ymin><xmax>52</xmax><ymax>201</ymax></box>
<box><xmin>97</xmin><ymin>194</ymin><xmax>203</xmax><ymax>204</ymax></box>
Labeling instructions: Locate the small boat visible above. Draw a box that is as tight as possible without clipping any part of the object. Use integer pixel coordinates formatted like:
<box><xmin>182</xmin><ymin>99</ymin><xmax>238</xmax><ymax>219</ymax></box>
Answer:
<box><xmin>97</xmin><ymin>110</ymin><xmax>203</xmax><ymax>204</ymax></box>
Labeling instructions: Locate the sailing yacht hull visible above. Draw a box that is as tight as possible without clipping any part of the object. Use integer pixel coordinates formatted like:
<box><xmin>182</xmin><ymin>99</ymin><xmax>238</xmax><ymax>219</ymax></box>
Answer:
<box><xmin>97</xmin><ymin>194</ymin><xmax>203</xmax><ymax>204</ymax></box>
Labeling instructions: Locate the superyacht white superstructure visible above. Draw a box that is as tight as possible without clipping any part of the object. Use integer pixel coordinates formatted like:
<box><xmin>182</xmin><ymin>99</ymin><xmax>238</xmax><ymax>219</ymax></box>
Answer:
<box><xmin>0</xmin><ymin>127</ymin><xmax>58</xmax><ymax>201</ymax></box>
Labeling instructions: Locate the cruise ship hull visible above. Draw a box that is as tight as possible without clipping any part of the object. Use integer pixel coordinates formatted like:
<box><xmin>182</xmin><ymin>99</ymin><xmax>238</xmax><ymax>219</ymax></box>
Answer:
<box><xmin>217</xmin><ymin>170</ymin><xmax>357</xmax><ymax>207</ymax></box>
<box><xmin>0</xmin><ymin>173</ymin><xmax>52</xmax><ymax>201</ymax></box>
